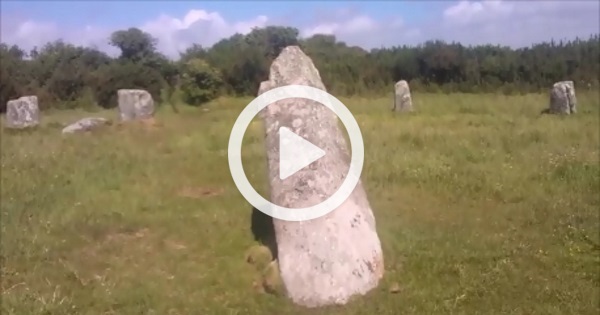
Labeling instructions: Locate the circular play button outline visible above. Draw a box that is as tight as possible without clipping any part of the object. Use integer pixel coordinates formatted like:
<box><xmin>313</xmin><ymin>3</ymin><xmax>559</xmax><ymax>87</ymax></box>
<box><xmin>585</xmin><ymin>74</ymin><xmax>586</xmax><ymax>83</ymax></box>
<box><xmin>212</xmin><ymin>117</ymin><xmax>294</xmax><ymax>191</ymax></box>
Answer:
<box><xmin>228</xmin><ymin>84</ymin><xmax>364</xmax><ymax>222</ymax></box>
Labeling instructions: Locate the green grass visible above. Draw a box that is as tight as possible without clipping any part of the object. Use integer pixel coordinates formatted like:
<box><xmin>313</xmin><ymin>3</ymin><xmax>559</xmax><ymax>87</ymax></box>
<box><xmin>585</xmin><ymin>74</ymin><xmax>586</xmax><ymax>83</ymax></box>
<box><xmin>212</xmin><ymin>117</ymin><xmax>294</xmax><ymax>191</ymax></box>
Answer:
<box><xmin>1</xmin><ymin>92</ymin><xmax>599</xmax><ymax>314</ymax></box>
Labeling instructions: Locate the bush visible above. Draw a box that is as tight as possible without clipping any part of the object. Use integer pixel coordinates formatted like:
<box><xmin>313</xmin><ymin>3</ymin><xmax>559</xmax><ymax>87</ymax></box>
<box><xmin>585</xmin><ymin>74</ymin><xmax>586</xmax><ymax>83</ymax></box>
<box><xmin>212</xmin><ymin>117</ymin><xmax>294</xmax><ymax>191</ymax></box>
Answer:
<box><xmin>89</xmin><ymin>61</ymin><xmax>166</xmax><ymax>108</ymax></box>
<box><xmin>179</xmin><ymin>58</ymin><xmax>223</xmax><ymax>106</ymax></box>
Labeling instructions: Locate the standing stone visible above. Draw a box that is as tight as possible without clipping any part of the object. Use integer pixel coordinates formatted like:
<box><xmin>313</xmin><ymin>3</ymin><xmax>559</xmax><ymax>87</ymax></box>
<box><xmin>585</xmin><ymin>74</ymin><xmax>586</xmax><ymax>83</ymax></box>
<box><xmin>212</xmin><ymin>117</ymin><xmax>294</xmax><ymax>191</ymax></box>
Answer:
<box><xmin>548</xmin><ymin>81</ymin><xmax>577</xmax><ymax>114</ymax></box>
<box><xmin>117</xmin><ymin>89</ymin><xmax>155</xmax><ymax>121</ymax></box>
<box><xmin>5</xmin><ymin>95</ymin><xmax>40</xmax><ymax>129</ymax></box>
<box><xmin>258</xmin><ymin>46</ymin><xmax>384</xmax><ymax>308</ymax></box>
<box><xmin>393</xmin><ymin>80</ymin><xmax>413</xmax><ymax>112</ymax></box>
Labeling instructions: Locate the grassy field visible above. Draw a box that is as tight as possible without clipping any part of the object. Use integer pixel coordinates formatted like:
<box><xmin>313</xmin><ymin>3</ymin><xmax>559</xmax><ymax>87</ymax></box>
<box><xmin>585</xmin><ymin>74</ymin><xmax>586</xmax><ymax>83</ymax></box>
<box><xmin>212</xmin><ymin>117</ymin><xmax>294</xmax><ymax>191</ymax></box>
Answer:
<box><xmin>1</xmin><ymin>92</ymin><xmax>599</xmax><ymax>314</ymax></box>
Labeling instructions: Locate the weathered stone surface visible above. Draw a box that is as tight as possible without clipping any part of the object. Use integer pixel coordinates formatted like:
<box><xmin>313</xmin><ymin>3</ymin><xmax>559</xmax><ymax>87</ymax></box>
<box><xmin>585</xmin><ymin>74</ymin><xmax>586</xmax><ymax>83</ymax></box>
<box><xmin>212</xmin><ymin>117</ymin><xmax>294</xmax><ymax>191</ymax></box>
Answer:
<box><xmin>5</xmin><ymin>95</ymin><xmax>40</xmax><ymax>129</ymax></box>
<box><xmin>258</xmin><ymin>46</ymin><xmax>384</xmax><ymax>308</ymax></box>
<box><xmin>117</xmin><ymin>89</ymin><xmax>155</xmax><ymax>121</ymax></box>
<box><xmin>393</xmin><ymin>80</ymin><xmax>413</xmax><ymax>112</ymax></box>
<box><xmin>548</xmin><ymin>81</ymin><xmax>577</xmax><ymax>114</ymax></box>
<box><xmin>62</xmin><ymin>117</ymin><xmax>111</xmax><ymax>134</ymax></box>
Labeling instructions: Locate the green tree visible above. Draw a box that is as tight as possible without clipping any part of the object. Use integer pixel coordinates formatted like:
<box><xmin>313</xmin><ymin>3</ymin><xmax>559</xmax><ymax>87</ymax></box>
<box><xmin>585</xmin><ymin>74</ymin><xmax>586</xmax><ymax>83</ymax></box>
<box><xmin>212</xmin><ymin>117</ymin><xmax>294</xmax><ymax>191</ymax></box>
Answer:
<box><xmin>0</xmin><ymin>44</ymin><xmax>32</xmax><ymax>111</ymax></box>
<box><xmin>179</xmin><ymin>58</ymin><xmax>223</xmax><ymax>106</ymax></box>
<box><xmin>109</xmin><ymin>27</ymin><xmax>158</xmax><ymax>62</ymax></box>
<box><xmin>1</xmin><ymin>26</ymin><xmax>599</xmax><ymax>113</ymax></box>
<box><xmin>245</xmin><ymin>26</ymin><xmax>300</xmax><ymax>60</ymax></box>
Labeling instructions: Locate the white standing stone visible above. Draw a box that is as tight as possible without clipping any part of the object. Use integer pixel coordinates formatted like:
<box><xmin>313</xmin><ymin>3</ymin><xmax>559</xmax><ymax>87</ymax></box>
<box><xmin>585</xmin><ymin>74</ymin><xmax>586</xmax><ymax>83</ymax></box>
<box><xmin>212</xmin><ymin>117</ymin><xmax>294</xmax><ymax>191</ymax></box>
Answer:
<box><xmin>5</xmin><ymin>95</ymin><xmax>40</xmax><ymax>129</ymax></box>
<box><xmin>258</xmin><ymin>46</ymin><xmax>384</xmax><ymax>308</ymax></box>
<box><xmin>117</xmin><ymin>89</ymin><xmax>155</xmax><ymax>121</ymax></box>
<box><xmin>393</xmin><ymin>80</ymin><xmax>413</xmax><ymax>112</ymax></box>
<box><xmin>548</xmin><ymin>80</ymin><xmax>577</xmax><ymax>115</ymax></box>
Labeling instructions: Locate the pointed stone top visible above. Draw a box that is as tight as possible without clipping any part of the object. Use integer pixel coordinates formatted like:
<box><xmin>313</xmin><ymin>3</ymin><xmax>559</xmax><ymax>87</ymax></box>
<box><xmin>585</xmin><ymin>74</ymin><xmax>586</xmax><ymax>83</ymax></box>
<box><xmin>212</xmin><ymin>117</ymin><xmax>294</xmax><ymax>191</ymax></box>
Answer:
<box><xmin>268</xmin><ymin>46</ymin><xmax>325</xmax><ymax>90</ymax></box>
<box><xmin>395</xmin><ymin>80</ymin><xmax>409</xmax><ymax>88</ymax></box>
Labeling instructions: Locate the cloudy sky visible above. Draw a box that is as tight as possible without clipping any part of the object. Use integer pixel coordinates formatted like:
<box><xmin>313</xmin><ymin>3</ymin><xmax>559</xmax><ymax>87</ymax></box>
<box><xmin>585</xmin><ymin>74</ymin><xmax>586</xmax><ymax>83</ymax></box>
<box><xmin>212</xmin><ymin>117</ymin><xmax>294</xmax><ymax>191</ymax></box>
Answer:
<box><xmin>1</xmin><ymin>0</ymin><xmax>598</xmax><ymax>59</ymax></box>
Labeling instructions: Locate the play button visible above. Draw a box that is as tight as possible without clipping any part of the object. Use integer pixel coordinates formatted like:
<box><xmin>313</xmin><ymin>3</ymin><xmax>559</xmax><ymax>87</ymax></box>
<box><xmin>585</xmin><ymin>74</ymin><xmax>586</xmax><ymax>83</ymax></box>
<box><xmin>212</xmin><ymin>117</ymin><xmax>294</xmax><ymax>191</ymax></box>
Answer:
<box><xmin>279</xmin><ymin>127</ymin><xmax>326</xmax><ymax>180</ymax></box>
<box><xmin>227</xmin><ymin>84</ymin><xmax>365</xmax><ymax>222</ymax></box>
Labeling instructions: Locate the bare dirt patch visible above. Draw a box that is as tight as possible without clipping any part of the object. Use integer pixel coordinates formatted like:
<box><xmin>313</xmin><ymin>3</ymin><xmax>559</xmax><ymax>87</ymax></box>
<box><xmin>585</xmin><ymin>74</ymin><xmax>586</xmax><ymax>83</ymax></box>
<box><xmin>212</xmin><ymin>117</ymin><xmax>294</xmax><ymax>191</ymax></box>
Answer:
<box><xmin>139</xmin><ymin>117</ymin><xmax>162</xmax><ymax>129</ymax></box>
<box><xmin>65</xmin><ymin>227</ymin><xmax>187</xmax><ymax>287</ymax></box>
<box><xmin>177</xmin><ymin>186</ymin><xmax>224</xmax><ymax>199</ymax></box>
<box><xmin>113</xmin><ymin>117</ymin><xmax>163</xmax><ymax>132</ymax></box>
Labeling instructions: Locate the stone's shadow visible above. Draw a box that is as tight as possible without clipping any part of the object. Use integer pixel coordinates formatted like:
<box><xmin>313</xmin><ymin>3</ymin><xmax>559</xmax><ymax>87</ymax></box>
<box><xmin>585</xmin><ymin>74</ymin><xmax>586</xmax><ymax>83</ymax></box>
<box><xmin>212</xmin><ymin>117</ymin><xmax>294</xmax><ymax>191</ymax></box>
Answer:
<box><xmin>250</xmin><ymin>206</ymin><xmax>278</xmax><ymax>260</ymax></box>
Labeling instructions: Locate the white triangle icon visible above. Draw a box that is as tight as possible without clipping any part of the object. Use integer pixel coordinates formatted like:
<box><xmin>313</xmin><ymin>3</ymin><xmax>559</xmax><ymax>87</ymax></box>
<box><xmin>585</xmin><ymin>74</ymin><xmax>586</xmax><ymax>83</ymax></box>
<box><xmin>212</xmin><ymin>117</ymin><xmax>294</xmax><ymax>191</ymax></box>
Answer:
<box><xmin>279</xmin><ymin>127</ymin><xmax>326</xmax><ymax>180</ymax></box>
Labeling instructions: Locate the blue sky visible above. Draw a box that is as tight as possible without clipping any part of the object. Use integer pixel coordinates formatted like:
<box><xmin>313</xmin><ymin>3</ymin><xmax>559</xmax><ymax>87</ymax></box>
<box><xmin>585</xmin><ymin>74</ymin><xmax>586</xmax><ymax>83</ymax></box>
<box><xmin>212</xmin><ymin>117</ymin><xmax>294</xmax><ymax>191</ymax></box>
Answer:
<box><xmin>1</xmin><ymin>1</ymin><xmax>439</xmax><ymax>27</ymax></box>
<box><xmin>1</xmin><ymin>1</ymin><xmax>598</xmax><ymax>58</ymax></box>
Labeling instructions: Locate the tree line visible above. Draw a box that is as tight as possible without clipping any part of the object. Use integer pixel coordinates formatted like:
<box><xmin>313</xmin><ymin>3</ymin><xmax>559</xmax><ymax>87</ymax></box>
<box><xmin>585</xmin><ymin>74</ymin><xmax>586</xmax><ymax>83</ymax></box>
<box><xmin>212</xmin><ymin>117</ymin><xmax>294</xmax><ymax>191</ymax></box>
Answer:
<box><xmin>1</xmin><ymin>26</ymin><xmax>598</xmax><ymax>112</ymax></box>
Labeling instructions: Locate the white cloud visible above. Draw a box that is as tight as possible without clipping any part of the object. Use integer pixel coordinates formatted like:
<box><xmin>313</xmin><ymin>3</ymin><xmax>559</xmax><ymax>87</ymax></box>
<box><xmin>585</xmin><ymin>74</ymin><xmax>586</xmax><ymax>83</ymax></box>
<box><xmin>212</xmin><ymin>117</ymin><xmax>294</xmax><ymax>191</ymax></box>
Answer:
<box><xmin>0</xmin><ymin>9</ymin><xmax>269</xmax><ymax>58</ymax></box>
<box><xmin>301</xmin><ymin>15</ymin><xmax>419</xmax><ymax>49</ymax></box>
<box><xmin>302</xmin><ymin>15</ymin><xmax>377</xmax><ymax>38</ymax></box>
<box><xmin>1</xmin><ymin>1</ymin><xmax>598</xmax><ymax>59</ymax></box>
<box><xmin>1</xmin><ymin>17</ymin><xmax>57</xmax><ymax>51</ymax></box>
<box><xmin>300</xmin><ymin>0</ymin><xmax>599</xmax><ymax>49</ymax></box>
<box><xmin>0</xmin><ymin>16</ymin><xmax>118</xmax><ymax>56</ymax></box>
<box><xmin>140</xmin><ymin>9</ymin><xmax>269</xmax><ymax>57</ymax></box>
<box><xmin>432</xmin><ymin>0</ymin><xmax>600</xmax><ymax>47</ymax></box>
<box><xmin>443</xmin><ymin>0</ymin><xmax>514</xmax><ymax>25</ymax></box>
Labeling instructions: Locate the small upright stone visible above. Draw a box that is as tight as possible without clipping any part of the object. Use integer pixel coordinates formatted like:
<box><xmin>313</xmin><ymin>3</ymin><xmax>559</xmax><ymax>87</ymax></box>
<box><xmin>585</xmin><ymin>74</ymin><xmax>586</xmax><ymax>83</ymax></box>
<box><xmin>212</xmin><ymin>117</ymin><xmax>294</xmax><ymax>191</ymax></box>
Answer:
<box><xmin>548</xmin><ymin>81</ymin><xmax>577</xmax><ymax>115</ymax></box>
<box><xmin>5</xmin><ymin>95</ymin><xmax>40</xmax><ymax>129</ymax></box>
<box><xmin>393</xmin><ymin>80</ymin><xmax>413</xmax><ymax>112</ymax></box>
<box><xmin>117</xmin><ymin>89</ymin><xmax>155</xmax><ymax>121</ymax></box>
<box><xmin>258</xmin><ymin>46</ymin><xmax>384</xmax><ymax>308</ymax></box>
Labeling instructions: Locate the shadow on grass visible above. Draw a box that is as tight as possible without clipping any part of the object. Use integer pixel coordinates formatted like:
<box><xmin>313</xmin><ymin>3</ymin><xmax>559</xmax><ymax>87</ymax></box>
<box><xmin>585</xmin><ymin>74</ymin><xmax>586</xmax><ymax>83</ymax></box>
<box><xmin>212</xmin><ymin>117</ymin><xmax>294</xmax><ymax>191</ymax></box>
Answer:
<box><xmin>250</xmin><ymin>206</ymin><xmax>278</xmax><ymax>260</ymax></box>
